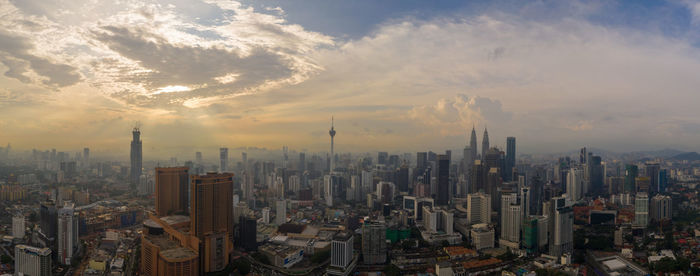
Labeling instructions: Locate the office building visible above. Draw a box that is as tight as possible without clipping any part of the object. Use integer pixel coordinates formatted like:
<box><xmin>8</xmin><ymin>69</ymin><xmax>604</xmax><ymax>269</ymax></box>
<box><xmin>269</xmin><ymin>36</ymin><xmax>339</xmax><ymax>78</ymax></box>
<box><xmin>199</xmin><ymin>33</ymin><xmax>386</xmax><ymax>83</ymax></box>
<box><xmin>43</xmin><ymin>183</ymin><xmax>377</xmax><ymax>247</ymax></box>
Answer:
<box><xmin>329</xmin><ymin>231</ymin><xmax>356</xmax><ymax>276</ymax></box>
<box><xmin>130</xmin><ymin>127</ymin><xmax>142</xmax><ymax>186</ymax></box>
<box><xmin>467</xmin><ymin>193</ymin><xmax>491</xmax><ymax>225</ymax></box>
<box><xmin>470</xmin><ymin>224</ymin><xmax>495</xmax><ymax>250</ymax></box>
<box><xmin>219</xmin><ymin>148</ymin><xmax>228</xmax><ymax>172</ymax></box>
<box><xmin>589</xmin><ymin>155</ymin><xmax>604</xmax><ymax>195</ymax></box>
<box><xmin>262</xmin><ymin>207</ymin><xmax>270</xmax><ymax>224</ymax></box>
<box><xmin>566</xmin><ymin>167</ymin><xmax>584</xmax><ymax>201</ymax></box>
<box><xmin>505</xmin><ymin>137</ymin><xmax>516</xmax><ymax>181</ymax></box>
<box><xmin>650</xmin><ymin>194</ymin><xmax>672</xmax><ymax>222</ymax></box>
<box><xmin>141</xmin><ymin>218</ymin><xmax>198</xmax><ymax>276</ymax></box>
<box><xmin>635</xmin><ymin>177</ymin><xmax>650</xmax><ymax>194</ymax></box>
<box><xmin>276</xmin><ymin>199</ymin><xmax>286</xmax><ymax>225</ymax></box>
<box><xmin>14</xmin><ymin>245</ymin><xmax>52</xmax><ymax>276</ymax></box>
<box><xmin>624</xmin><ymin>165</ymin><xmax>638</xmax><ymax>193</ymax></box>
<box><xmin>58</xmin><ymin>203</ymin><xmax>79</xmax><ymax>265</ymax></box>
<box><xmin>40</xmin><ymin>201</ymin><xmax>58</xmax><ymax>241</ymax></box>
<box><xmin>13</xmin><ymin>214</ymin><xmax>25</xmax><ymax>239</ymax></box>
<box><xmin>190</xmin><ymin>173</ymin><xmax>234</xmax><ymax>273</ymax></box>
<box><xmin>239</xmin><ymin>216</ymin><xmax>257</xmax><ymax>252</ymax></box>
<box><xmin>361</xmin><ymin>221</ymin><xmax>387</xmax><ymax>264</ymax></box>
<box><xmin>550</xmin><ymin>206</ymin><xmax>573</xmax><ymax>257</ymax></box>
<box><xmin>645</xmin><ymin>163</ymin><xmax>661</xmax><ymax>194</ymax></box>
<box><xmin>500</xmin><ymin>201</ymin><xmax>521</xmax><ymax>246</ymax></box>
<box><xmin>436</xmin><ymin>154</ymin><xmax>450</xmax><ymax>205</ymax></box>
<box><xmin>634</xmin><ymin>193</ymin><xmax>649</xmax><ymax>227</ymax></box>
<box><xmin>155</xmin><ymin>167</ymin><xmax>190</xmax><ymax>217</ymax></box>
<box><xmin>481</xmin><ymin>128</ymin><xmax>489</xmax><ymax>160</ymax></box>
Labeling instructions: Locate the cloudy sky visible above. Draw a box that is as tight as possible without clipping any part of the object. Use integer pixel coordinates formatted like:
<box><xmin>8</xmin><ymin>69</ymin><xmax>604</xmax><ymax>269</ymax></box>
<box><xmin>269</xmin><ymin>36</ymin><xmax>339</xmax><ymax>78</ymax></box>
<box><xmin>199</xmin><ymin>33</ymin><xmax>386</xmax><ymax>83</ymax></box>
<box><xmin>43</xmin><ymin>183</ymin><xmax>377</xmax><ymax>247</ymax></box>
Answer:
<box><xmin>1</xmin><ymin>0</ymin><xmax>700</xmax><ymax>158</ymax></box>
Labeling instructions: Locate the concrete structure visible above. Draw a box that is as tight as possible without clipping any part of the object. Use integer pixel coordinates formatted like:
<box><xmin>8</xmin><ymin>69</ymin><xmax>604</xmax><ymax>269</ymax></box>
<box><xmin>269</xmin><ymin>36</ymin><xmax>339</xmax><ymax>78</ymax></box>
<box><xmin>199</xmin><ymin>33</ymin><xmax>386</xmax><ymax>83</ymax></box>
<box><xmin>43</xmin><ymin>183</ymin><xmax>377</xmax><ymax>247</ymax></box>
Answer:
<box><xmin>467</xmin><ymin>193</ymin><xmax>491</xmax><ymax>225</ymax></box>
<box><xmin>14</xmin><ymin>244</ymin><xmax>52</xmax><ymax>276</ymax></box>
<box><xmin>361</xmin><ymin>221</ymin><xmax>387</xmax><ymax>265</ymax></box>
<box><xmin>155</xmin><ymin>167</ymin><xmax>189</xmax><ymax>217</ymax></box>
<box><xmin>219</xmin><ymin>148</ymin><xmax>228</xmax><ymax>172</ymax></box>
<box><xmin>141</xmin><ymin>218</ymin><xmax>198</xmax><ymax>276</ymax></box>
<box><xmin>190</xmin><ymin>173</ymin><xmax>234</xmax><ymax>274</ymax></box>
<box><xmin>131</xmin><ymin>127</ymin><xmax>143</xmax><ymax>186</ymax></box>
<box><xmin>550</xmin><ymin>206</ymin><xmax>573</xmax><ymax>257</ymax></box>
<box><xmin>634</xmin><ymin>193</ymin><xmax>649</xmax><ymax>227</ymax></box>
<box><xmin>262</xmin><ymin>207</ymin><xmax>270</xmax><ymax>224</ymax></box>
<box><xmin>13</xmin><ymin>214</ymin><xmax>25</xmax><ymax>239</ymax></box>
<box><xmin>58</xmin><ymin>203</ymin><xmax>79</xmax><ymax>265</ymax></box>
<box><xmin>329</xmin><ymin>117</ymin><xmax>336</xmax><ymax>172</ymax></box>
<box><xmin>650</xmin><ymin>194</ymin><xmax>672</xmax><ymax>222</ymax></box>
<box><xmin>470</xmin><ymin>224</ymin><xmax>495</xmax><ymax>250</ymax></box>
<box><xmin>328</xmin><ymin>231</ymin><xmax>356</xmax><ymax>275</ymax></box>
<box><xmin>276</xmin><ymin>199</ymin><xmax>286</xmax><ymax>225</ymax></box>
<box><xmin>566</xmin><ymin>168</ymin><xmax>584</xmax><ymax>201</ymax></box>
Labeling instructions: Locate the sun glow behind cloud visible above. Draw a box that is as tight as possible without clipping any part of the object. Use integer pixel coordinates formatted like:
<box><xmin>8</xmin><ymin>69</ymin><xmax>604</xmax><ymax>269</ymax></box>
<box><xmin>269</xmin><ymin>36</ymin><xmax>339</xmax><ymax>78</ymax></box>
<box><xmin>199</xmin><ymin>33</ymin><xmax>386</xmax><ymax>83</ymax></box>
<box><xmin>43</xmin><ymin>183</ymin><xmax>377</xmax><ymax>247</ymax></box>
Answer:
<box><xmin>153</xmin><ymin>85</ymin><xmax>191</xmax><ymax>94</ymax></box>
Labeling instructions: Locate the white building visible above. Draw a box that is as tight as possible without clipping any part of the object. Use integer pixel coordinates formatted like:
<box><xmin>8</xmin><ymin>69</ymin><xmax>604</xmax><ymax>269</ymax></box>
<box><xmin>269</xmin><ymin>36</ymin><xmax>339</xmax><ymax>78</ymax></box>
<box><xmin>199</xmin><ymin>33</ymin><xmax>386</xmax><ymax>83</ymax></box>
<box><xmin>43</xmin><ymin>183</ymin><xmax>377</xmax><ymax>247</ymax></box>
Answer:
<box><xmin>329</xmin><ymin>231</ymin><xmax>357</xmax><ymax>276</ymax></box>
<box><xmin>650</xmin><ymin>194</ymin><xmax>672</xmax><ymax>222</ymax></box>
<box><xmin>500</xmin><ymin>193</ymin><xmax>520</xmax><ymax>243</ymax></box>
<box><xmin>12</xmin><ymin>215</ymin><xmax>25</xmax><ymax>239</ymax></box>
<box><xmin>467</xmin><ymin>193</ymin><xmax>491</xmax><ymax>225</ymax></box>
<box><xmin>14</xmin><ymin>244</ymin><xmax>52</xmax><ymax>276</ymax></box>
<box><xmin>550</xmin><ymin>206</ymin><xmax>573</xmax><ymax>257</ymax></box>
<box><xmin>58</xmin><ymin>202</ymin><xmax>79</xmax><ymax>265</ymax></box>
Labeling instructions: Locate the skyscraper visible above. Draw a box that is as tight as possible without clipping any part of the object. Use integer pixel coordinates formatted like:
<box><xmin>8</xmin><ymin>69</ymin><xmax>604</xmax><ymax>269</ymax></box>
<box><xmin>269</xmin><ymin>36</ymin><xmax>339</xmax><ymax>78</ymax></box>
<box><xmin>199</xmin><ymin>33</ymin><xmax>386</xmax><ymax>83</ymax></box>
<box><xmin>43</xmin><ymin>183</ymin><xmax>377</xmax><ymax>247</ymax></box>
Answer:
<box><xmin>14</xmin><ymin>245</ymin><xmax>52</xmax><ymax>276</ymax></box>
<box><xmin>219</xmin><ymin>148</ymin><xmax>228</xmax><ymax>172</ymax></box>
<box><xmin>329</xmin><ymin>231</ymin><xmax>356</xmax><ymax>276</ymax></box>
<box><xmin>13</xmin><ymin>215</ymin><xmax>25</xmax><ymax>239</ymax></box>
<box><xmin>589</xmin><ymin>155</ymin><xmax>604</xmax><ymax>195</ymax></box>
<box><xmin>505</xmin><ymin>137</ymin><xmax>516</xmax><ymax>181</ymax></box>
<box><xmin>634</xmin><ymin>193</ymin><xmax>649</xmax><ymax>227</ymax></box>
<box><xmin>566</xmin><ymin>168</ymin><xmax>584</xmax><ymax>201</ymax></box>
<box><xmin>481</xmin><ymin>128</ymin><xmax>489</xmax><ymax>160</ymax></box>
<box><xmin>470</xmin><ymin>126</ymin><xmax>478</xmax><ymax>162</ymax></box>
<box><xmin>645</xmin><ymin>163</ymin><xmax>661</xmax><ymax>194</ymax></box>
<box><xmin>467</xmin><ymin>192</ymin><xmax>491</xmax><ymax>225</ymax></box>
<box><xmin>130</xmin><ymin>127</ymin><xmax>142</xmax><ymax>186</ymax></box>
<box><xmin>276</xmin><ymin>199</ymin><xmax>286</xmax><ymax>225</ymax></box>
<box><xmin>83</xmin><ymin>147</ymin><xmax>90</xmax><ymax>168</ymax></box>
<box><xmin>550</xmin><ymin>206</ymin><xmax>573</xmax><ymax>257</ymax></box>
<box><xmin>155</xmin><ymin>167</ymin><xmax>189</xmax><ymax>216</ymax></box>
<box><xmin>361</xmin><ymin>221</ymin><xmax>387</xmax><ymax>264</ymax></box>
<box><xmin>58</xmin><ymin>203</ymin><xmax>78</xmax><ymax>265</ymax></box>
<box><xmin>329</xmin><ymin>117</ymin><xmax>336</xmax><ymax>172</ymax></box>
<box><xmin>650</xmin><ymin>194</ymin><xmax>672</xmax><ymax>222</ymax></box>
<box><xmin>190</xmin><ymin>172</ymin><xmax>234</xmax><ymax>273</ymax></box>
<box><xmin>437</xmin><ymin>154</ymin><xmax>450</xmax><ymax>206</ymax></box>
<box><xmin>624</xmin><ymin>164</ymin><xmax>638</xmax><ymax>193</ymax></box>
<box><xmin>238</xmin><ymin>216</ymin><xmax>258</xmax><ymax>252</ymax></box>
<box><xmin>500</xmin><ymin>193</ymin><xmax>520</xmax><ymax>245</ymax></box>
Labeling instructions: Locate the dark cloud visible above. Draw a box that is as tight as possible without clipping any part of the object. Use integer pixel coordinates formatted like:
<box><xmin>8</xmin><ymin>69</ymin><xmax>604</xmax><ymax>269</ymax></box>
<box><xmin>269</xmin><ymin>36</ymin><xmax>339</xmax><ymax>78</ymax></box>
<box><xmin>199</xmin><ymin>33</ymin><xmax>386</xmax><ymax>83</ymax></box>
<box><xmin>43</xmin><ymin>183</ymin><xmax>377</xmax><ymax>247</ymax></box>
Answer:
<box><xmin>0</xmin><ymin>30</ymin><xmax>81</xmax><ymax>87</ymax></box>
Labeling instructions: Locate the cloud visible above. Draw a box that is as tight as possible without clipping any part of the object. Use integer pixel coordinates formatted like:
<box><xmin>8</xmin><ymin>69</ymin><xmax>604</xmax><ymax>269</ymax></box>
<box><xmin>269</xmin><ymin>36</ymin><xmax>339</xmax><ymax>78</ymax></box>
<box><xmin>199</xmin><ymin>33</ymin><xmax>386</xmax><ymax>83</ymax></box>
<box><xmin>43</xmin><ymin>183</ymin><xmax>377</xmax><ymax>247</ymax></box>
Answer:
<box><xmin>410</xmin><ymin>94</ymin><xmax>511</xmax><ymax>136</ymax></box>
<box><xmin>0</xmin><ymin>30</ymin><xmax>81</xmax><ymax>87</ymax></box>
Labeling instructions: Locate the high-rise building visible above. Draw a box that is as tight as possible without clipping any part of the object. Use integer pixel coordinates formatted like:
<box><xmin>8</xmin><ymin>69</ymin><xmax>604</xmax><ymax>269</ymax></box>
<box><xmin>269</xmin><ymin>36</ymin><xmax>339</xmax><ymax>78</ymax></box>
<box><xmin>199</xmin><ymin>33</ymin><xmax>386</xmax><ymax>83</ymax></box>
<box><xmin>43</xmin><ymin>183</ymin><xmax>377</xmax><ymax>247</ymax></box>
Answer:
<box><xmin>262</xmin><ymin>207</ymin><xmax>270</xmax><ymax>224</ymax></box>
<box><xmin>13</xmin><ymin>214</ymin><xmax>25</xmax><ymax>239</ymax></box>
<box><xmin>83</xmin><ymin>147</ymin><xmax>90</xmax><ymax>168</ymax></box>
<box><xmin>645</xmin><ymin>163</ymin><xmax>661</xmax><ymax>194</ymax></box>
<box><xmin>141</xmin><ymin>218</ymin><xmax>198</xmax><ymax>276</ymax></box>
<box><xmin>190</xmin><ymin>173</ymin><xmax>234</xmax><ymax>273</ymax></box>
<box><xmin>470</xmin><ymin>160</ymin><xmax>485</xmax><ymax>194</ymax></box>
<box><xmin>486</xmin><ymin>167</ymin><xmax>501</xmax><ymax>211</ymax></box>
<box><xmin>377</xmin><ymin>152</ymin><xmax>388</xmax><ymax>166</ymax></box>
<box><xmin>470</xmin><ymin>126</ymin><xmax>478</xmax><ymax>162</ymax></box>
<box><xmin>650</xmin><ymin>194</ymin><xmax>672</xmax><ymax>222</ymax></box>
<box><xmin>467</xmin><ymin>193</ymin><xmax>491</xmax><ymax>225</ymax></box>
<box><xmin>437</xmin><ymin>154</ymin><xmax>450</xmax><ymax>205</ymax></box>
<box><xmin>589</xmin><ymin>155</ymin><xmax>604</xmax><ymax>195</ymax></box>
<box><xmin>624</xmin><ymin>165</ymin><xmax>638</xmax><ymax>193</ymax></box>
<box><xmin>481</xmin><ymin>128</ymin><xmax>490</xmax><ymax>160</ymax></box>
<box><xmin>58</xmin><ymin>203</ymin><xmax>79</xmax><ymax>265</ymax></box>
<box><xmin>500</xmin><ymin>198</ymin><xmax>521</xmax><ymax>246</ymax></box>
<box><xmin>239</xmin><ymin>216</ymin><xmax>257</xmax><ymax>252</ymax></box>
<box><xmin>634</xmin><ymin>193</ymin><xmax>649</xmax><ymax>227</ymax></box>
<box><xmin>219</xmin><ymin>148</ymin><xmax>228</xmax><ymax>172</ymax></box>
<box><xmin>361</xmin><ymin>221</ymin><xmax>387</xmax><ymax>264</ymax></box>
<box><xmin>520</xmin><ymin>187</ymin><xmax>530</xmax><ymax>219</ymax></box>
<box><xmin>505</xmin><ymin>137</ymin><xmax>516</xmax><ymax>182</ymax></box>
<box><xmin>14</xmin><ymin>245</ymin><xmax>52</xmax><ymax>276</ymax></box>
<box><xmin>329</xmin><ymin>231</ymin><xmax>356</xmax><ymax>276</ymax></box>
<box><xmin>276</xmin><ymin>199</ymin><xmax>286</xmax><ymax>225</ymax></box>
<box><xmin>40</xmin><ymin>201</ymin><xmax>58</xmax><ymax>241</ymax></box>
<box><xmin>417</xmin><ymin>152</ymin><xmax>428</xmax><ymax>173</ymax></box>
<box><xmin>566</xmin><ymin>168</ymin><xmax>584</xmax><ymax>201</ymax></box>
<box><xmin>550</xmin><ymin>206</ymin><xmax>573</xmax><ymax>257</ymax></box>
<box><xmin>130</xmin><ymin>127</ymin><xmax>143</xmax><ymax>186</ymax></box>
<box><xmin>397</xmin><ymin>163</ymin><xmax>409</xmax><ymax>192</ymax></box>
<box><xmin>470</xmin><ymin>224</ymin><xmax>495</xmax><ymax>250</ymax></box>
<box><xmin>636</xmin><ymin>177</ymin><xmax>650</xmax><ymax>194</ymax></box>
<box><xmin>329</xmin><ymin>117</ymin><xmax>336</xmax><ymax>172</ymax></box>
<box><xmin>155</xmin><ymin>167</ymin><xmax>189</xmax><ymax>217</ymax></box>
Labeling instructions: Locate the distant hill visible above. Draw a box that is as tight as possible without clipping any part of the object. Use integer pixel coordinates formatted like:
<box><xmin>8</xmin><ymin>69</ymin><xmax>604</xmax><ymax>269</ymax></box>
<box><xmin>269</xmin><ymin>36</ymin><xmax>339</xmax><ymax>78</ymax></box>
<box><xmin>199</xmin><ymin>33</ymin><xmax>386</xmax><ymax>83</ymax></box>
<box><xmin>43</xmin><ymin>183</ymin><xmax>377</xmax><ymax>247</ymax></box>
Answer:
<box><xmin>670</xmin><ymin>152</ymin><xmax>700</xmax><ymax>161</ymax></box>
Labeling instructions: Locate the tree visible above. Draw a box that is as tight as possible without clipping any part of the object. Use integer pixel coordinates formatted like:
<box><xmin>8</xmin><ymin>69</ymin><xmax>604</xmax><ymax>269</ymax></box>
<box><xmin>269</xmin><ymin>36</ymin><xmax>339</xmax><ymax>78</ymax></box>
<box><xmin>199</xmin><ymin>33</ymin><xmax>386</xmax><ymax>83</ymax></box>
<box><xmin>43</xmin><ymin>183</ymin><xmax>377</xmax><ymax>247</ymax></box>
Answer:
<box><xmin>252</xmin><ymin>252</ymin><xmax>270</xmax><ymax>265</ymax></box>
<box><xmin>383</xmin><ymin>264</ymin><xmax>401</xmax><ymax>276</ymax></box>
<box><xmin>234</xmin><ymin>259</ymin><xmax>251</xmax><ymax>275</ymax></box>
<box><xmin>441</xmin><ymin>240</ymin><xmax>450</xmax><ymax>248</ymax></box>
<box><xmin>310</xmin><ymin>250</ymin><xmax>330</xmax><ymax>264</ymax></box>
<box><xmin>0</xmin><ymin>255</ymin><xmax>11</xmax><ymax>264</ymax></box>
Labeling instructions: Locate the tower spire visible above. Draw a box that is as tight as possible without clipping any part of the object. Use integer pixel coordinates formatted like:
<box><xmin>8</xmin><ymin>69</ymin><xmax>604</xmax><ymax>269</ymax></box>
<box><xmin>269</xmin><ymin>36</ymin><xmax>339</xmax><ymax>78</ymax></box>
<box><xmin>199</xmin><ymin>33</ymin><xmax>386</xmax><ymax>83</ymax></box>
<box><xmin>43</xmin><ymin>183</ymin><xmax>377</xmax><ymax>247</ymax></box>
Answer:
<box><xmin>329</xmin><ymin>116</ymin><xmax>336</xmax><ymax>172</ymax></box>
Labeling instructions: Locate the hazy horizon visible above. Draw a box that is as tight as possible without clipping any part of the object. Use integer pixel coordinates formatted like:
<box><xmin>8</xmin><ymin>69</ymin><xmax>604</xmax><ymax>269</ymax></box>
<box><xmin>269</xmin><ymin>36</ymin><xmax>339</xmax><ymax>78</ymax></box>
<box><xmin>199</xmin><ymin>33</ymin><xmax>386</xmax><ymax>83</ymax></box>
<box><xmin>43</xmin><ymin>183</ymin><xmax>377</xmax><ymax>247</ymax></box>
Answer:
<box><xmin>2</xmin><ymin>0</ymin><xmax>700</xmax><ymax>156</ymax></box>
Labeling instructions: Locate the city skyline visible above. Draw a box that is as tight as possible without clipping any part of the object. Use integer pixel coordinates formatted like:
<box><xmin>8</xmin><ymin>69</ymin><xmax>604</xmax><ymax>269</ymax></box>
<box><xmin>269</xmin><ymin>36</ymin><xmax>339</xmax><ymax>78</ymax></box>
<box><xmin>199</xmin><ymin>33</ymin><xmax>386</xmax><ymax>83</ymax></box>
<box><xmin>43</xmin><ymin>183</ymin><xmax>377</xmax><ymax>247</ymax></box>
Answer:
<box><xmin>1</xmin><ymin>1</ymin><xmax>700</xmax><ymax>156</ymax></box>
